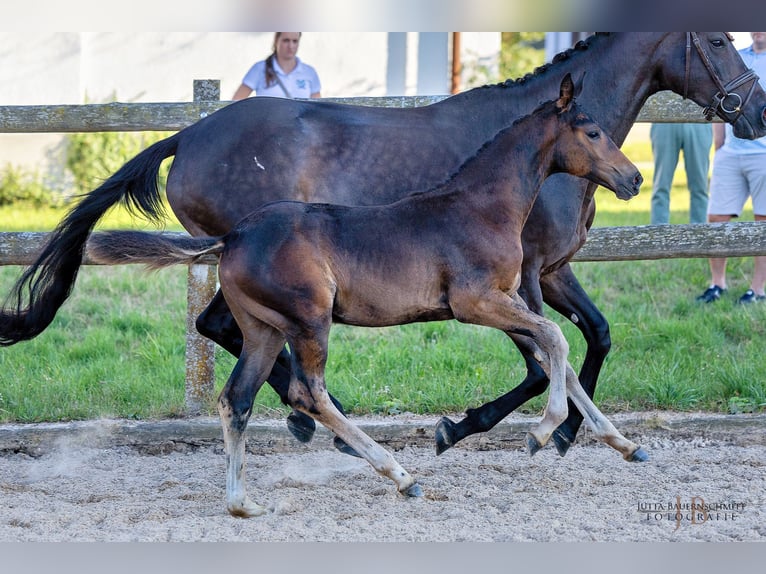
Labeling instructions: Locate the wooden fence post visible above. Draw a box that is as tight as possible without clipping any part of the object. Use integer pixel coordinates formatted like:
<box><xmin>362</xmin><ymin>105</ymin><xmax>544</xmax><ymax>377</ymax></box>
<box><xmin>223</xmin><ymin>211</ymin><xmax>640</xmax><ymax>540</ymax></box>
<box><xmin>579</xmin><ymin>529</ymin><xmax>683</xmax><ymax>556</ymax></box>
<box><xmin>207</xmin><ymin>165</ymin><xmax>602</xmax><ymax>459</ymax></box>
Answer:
<box><xmin>184</xmin><ymin>79</ymin><xmax>220</xmax><ymax>414</ymax></box>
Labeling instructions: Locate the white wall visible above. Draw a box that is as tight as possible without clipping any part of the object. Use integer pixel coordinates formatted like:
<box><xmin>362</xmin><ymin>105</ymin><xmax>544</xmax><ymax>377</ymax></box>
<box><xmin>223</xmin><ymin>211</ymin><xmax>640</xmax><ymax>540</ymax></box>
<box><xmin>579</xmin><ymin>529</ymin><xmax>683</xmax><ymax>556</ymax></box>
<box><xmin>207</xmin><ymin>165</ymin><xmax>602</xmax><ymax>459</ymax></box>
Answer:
<box><xmin>0</xmin><ymin>32</ymin><xmax>500</xmax><ymax>171</ymax></box>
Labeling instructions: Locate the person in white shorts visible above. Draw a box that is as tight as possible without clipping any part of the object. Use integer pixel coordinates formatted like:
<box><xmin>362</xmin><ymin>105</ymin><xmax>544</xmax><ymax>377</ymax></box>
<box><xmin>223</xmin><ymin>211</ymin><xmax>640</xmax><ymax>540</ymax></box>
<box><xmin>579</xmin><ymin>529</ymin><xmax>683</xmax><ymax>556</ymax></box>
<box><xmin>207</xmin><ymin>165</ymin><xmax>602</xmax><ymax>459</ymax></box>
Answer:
<box><xmin>697</xmin><ymin>32</ymin><xmax>766</xmax><ymax>304</ymax></box>
<box><xmin>232</xmin><ymin>32</ymin><xmax>321</xmax><ymax>101</ymax></box>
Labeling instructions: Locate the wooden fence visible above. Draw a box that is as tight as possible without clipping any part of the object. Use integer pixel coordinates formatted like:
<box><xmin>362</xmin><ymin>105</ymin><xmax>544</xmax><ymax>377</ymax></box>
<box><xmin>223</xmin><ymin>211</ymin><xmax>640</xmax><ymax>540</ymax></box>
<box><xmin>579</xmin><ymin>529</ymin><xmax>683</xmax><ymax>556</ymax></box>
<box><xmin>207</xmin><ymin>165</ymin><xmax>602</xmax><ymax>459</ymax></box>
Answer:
<box><xmin>2</xmin><ymin>80</ymin><xmax>765</xmax><ymax>412</ymax></box>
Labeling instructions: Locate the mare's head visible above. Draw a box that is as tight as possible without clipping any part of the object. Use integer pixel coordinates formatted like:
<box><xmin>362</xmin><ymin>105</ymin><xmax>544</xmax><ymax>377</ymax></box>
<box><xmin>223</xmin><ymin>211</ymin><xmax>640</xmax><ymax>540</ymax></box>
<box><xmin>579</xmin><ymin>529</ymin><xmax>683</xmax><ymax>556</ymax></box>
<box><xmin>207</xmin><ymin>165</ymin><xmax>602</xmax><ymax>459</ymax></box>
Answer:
<box><xmin>656</xmin><ymin>32</ymin><xmax>766</xmax><ymax>140</ymax></box>
<box><xmin>547</xmin><ymin>73</ymin><xmax>642</xmax><ymax>201</ymax></box>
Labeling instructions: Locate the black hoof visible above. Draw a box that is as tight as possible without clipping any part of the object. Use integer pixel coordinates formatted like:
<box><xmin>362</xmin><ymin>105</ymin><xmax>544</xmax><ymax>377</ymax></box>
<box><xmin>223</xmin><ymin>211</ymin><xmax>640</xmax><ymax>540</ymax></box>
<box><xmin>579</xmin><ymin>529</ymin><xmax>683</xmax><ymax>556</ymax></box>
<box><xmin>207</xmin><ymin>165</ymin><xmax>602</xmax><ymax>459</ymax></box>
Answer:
<box><xmin>286</xmin><ymin>410</ymin><xmax>316</xmax><ymax>444</ymax></box>
<box><xmin>551</xmin><ymin>429</ymin><xmax>572</xmax><ymax>457</ymax></box>
<box><xmin>526</xmin><ymin>432</ymin><xmax>544</xmax><ymax>457</ymax></box>
<box><xmin>333</xmin><ymin>436</ymin><xmax>362</xmax><ymax>458</ymax></box>
<box><xmin>628</xmin><ymin>446</ymin><xmax>649</xmax><ymax>462</ymax></box>
<box><xmin>403</xmin><ymin>483</ymin><xmax>423</xmax><ymax>497</ymax></box>
<box><xmin>434</xmin><ymin>417</ymin><xmax>457</xmax><ymax>456</ymax></box>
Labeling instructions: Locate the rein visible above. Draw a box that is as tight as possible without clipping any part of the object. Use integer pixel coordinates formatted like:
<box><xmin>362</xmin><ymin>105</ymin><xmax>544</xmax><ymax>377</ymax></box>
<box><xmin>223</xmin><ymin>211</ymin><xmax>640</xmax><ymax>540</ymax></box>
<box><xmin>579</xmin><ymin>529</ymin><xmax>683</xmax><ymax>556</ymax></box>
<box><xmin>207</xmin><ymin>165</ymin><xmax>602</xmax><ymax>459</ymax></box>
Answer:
<box><xmin>684</xmin><ymin>32</ymin><xmax>760</xmax><ymax>122</ymax></box>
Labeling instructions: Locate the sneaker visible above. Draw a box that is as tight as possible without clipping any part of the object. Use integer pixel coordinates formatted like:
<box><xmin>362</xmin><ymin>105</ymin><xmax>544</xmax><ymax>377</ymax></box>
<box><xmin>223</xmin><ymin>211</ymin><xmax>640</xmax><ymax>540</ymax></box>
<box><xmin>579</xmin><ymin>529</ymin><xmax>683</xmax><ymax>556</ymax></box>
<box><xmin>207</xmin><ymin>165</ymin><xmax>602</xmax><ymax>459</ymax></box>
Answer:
<box><xmin>696</xmin><ymin>285</ymin><xmax>726</xmax><ymax>303</ymax></box>
<box><xmin>737</xmin><ymin>289</ymin><xmax>766</xmax><ymax>304</ymax></box>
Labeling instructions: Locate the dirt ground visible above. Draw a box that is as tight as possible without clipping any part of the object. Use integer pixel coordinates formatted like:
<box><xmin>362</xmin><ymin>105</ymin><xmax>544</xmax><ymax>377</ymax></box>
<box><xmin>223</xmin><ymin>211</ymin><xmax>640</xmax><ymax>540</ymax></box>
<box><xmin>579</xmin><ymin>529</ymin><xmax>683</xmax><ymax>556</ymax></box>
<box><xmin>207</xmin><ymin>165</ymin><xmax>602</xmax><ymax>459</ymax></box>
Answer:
<box><xmin>0</xmin><ymin>412</ymin><xmax>764</xmax><ymax>542</ymax></box>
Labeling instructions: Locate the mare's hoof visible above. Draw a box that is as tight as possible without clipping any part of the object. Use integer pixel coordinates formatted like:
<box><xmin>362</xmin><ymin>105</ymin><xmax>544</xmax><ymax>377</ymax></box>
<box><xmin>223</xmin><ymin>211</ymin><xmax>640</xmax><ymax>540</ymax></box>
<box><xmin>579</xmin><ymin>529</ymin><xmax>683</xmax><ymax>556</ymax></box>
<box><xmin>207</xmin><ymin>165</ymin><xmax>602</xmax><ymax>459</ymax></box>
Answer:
<box><xmin>627</xmin><ymin>446</ymin><xmax>649</xmax><ymax>462</ymax></box>
<box><xmin>526</xmin><ymin>433</ymin><xmax>544</xmax><ymax>457</ymax></box>
<box><xmin>551</xmin><ymin>429</ymin><xmax>572</xmax><ymax>457</ymax></box>
<box><xmin>286</xmin><ymin>410</ymin><xmax>316</xmax><ymax>444</ymax></box>
<box><xmin>434</xmin><ymin>417</ymin><xmax>457</xmax><ymax>455</ymax></box>
<box><xmin>402</xmin><ymin>483</ymin><xmax>424</xmax><ymax>497</ymax></box>
<box><xmin>333</xmin><ymin>436</ymin><xmax>362</xmax><ymax>458</ymax></box>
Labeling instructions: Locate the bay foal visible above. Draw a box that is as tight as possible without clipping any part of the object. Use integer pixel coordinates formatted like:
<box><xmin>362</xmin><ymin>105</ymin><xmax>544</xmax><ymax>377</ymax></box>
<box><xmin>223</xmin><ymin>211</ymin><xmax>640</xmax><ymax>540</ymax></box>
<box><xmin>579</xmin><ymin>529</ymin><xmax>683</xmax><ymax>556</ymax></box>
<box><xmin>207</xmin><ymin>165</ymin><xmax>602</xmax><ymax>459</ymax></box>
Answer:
<box><xmin>90</xmin><ymin>75</ymin><xmax>645</xmax><ymax>517</ymax></box>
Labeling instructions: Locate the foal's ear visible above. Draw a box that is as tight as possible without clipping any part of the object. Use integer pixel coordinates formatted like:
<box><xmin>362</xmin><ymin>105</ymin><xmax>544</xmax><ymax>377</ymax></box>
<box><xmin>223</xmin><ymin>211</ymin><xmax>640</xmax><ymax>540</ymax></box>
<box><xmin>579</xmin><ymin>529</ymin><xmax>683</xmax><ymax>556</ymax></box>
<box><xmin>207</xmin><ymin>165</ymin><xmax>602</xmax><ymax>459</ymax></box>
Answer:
<box><xmin>557</xmin><ymin>72</ymin><xmax>585</xmax><ymax>112</ymax></box>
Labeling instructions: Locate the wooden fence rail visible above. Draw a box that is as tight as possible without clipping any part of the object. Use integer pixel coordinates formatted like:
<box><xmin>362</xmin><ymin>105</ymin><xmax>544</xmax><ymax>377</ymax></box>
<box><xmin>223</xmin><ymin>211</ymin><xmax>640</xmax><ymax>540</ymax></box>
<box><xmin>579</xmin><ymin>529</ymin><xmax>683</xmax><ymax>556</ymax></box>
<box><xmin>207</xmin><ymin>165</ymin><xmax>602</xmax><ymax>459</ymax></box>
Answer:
<box><xmin>1</xmin><ymin>81</ymin><xmax>760</xmax><ymax>413</ymax></box>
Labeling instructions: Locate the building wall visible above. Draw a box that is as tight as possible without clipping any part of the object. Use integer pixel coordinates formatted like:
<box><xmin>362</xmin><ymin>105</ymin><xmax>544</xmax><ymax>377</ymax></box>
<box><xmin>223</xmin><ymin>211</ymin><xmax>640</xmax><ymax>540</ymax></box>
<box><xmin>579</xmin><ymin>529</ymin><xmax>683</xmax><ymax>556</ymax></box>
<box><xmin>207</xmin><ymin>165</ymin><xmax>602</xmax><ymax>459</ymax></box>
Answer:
<box><xmin>0</xmin><ymin>32</ymin><xmax>500</xmax><ymax>171</ymax></box>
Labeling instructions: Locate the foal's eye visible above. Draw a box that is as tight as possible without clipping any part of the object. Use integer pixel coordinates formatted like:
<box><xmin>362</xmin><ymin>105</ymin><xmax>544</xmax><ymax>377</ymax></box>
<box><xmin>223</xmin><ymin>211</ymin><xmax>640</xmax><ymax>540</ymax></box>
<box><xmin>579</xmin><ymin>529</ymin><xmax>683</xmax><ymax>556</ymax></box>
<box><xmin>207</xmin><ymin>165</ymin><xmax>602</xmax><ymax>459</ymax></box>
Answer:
<box><xmin>587</xmin><ymin>130</ymin><xmax>600</xmax><ymax>139</ymax></box>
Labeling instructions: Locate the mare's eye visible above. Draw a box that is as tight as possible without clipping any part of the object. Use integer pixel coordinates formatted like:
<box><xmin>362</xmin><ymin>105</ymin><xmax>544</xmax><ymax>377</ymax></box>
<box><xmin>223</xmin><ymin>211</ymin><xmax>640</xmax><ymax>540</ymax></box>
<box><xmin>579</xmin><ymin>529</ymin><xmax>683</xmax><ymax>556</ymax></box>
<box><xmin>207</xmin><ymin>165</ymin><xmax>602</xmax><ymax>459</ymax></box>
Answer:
<box><xmin>711</xmin><ymin>38</ymin><xmax>725</xmax><ymax>48</ymax></box>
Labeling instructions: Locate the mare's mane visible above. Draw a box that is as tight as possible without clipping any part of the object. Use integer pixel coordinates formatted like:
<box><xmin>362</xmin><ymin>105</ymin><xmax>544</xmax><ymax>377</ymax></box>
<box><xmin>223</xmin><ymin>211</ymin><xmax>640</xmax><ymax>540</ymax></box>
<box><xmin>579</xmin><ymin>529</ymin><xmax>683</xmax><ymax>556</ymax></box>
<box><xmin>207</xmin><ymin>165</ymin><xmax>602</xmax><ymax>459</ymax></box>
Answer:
<box><xmin>479</xmin><ymin>33</ymin><xmax>609</xmax><ymax>92</ymax></box>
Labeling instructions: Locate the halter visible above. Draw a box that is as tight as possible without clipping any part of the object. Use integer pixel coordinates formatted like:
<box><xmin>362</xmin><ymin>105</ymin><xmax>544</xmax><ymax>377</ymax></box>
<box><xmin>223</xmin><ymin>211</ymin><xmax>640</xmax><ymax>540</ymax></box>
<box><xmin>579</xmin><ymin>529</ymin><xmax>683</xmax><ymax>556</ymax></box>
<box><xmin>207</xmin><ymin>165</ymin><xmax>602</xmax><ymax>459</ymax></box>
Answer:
<box><xmin>684</xmin><ymin>32</ymin><xmax>760</xmax><ymax>122</ymax></box>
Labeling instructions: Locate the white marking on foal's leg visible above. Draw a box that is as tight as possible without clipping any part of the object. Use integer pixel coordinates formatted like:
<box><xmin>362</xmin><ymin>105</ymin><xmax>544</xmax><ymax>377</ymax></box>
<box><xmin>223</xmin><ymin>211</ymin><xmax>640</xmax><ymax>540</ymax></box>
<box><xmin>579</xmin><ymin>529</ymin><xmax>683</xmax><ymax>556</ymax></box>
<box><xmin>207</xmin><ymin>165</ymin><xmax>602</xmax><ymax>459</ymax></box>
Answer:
<box><xmin>219</xmin><ymin>401</ymin><xmax>268</xmax><ymax>518</ymax></box>
<box><xmin>563</xmin><ymin>365</ymin><xmax>644</xmax><ymax>460</ymax></box>
<box><xmin>527</xmin><ymin>322</ymin><xmax>569</xmax><ymax>452</ymax></box>
<box><xmin>306</xmin><ymin>394</ymin><xmax>421</xmax><ymax>496</ymax></box>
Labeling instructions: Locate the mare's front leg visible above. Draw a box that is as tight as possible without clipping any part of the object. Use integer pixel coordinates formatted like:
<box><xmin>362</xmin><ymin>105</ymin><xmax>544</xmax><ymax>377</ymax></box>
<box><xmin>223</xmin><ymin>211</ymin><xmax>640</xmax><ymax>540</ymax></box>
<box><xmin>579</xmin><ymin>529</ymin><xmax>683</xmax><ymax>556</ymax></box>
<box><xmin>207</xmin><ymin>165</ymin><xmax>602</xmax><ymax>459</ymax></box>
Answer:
<box><xmin>196</xmin><ymin>289</ymin><xmax>354</xmax><ymax>452</ymax></box>
<box><xmin>288</xmin><ymin>329</ymin><xmax>422</xmax><ymax>498</ymax></box>
<box><xmin>218</xmin><ymin>318</ymin><xmax>286</xmax><ymax>518</ymax></box>
<box><xmin>435</xmin><ymin>336</ymin><xmax>549</xmax><ymax>455</ymax></box>
<box><xmin>447</xmin><ymin>289</ymin><xmax>571</xmax><ymax>455</ymax></box>
<box><xmin>435</xmin><ymin>270</ymin><xmax>552</xmax><ymax>455</ymax></box>
<box><xmin>541</xmin><ymin>264</ymin><xmax>610</xmax><ymax>456</ymax></box>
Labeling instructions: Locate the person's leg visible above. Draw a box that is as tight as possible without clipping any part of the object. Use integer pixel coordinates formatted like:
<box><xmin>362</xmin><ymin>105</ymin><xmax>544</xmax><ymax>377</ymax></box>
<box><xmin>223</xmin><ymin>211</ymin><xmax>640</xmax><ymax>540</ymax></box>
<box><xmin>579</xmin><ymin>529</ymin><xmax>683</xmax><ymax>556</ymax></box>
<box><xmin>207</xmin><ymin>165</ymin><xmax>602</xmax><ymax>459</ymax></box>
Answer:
<box><xmin>650</xmin><ymin>124</ymin><xmax>680</xmax><ymax>224</ymax></box>
<box><xmin>682</xmin><ymin>124</ymin><xmax>713</xmax><ymax>224</ymax></box>
<box><xmin>742</xmin><ymin>155</ymin><xmax>766</xmax><ymax>299</ymax></box>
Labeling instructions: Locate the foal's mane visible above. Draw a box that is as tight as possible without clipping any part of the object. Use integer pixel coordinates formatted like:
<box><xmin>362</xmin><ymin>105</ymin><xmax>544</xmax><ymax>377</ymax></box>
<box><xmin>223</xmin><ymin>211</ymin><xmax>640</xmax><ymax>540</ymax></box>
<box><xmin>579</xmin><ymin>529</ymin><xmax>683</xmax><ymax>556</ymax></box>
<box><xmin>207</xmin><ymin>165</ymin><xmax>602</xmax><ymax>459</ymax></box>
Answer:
<box><xmin>416</xmin><ymin>97</ymin><xmax>562</xmax><ymax>197</ymax></box>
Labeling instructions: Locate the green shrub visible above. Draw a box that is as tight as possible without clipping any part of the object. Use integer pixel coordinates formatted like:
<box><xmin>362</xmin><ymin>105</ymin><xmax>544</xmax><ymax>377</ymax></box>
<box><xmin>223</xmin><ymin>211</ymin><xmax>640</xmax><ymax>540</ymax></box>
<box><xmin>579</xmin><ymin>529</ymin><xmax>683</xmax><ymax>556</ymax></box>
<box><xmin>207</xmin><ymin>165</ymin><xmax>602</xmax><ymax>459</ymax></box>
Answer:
<box><xmin>0</xmin><ymin>163</ymin><xmax>58</xmax><ymax>207</ymax></box>
<box><xmin>65</xmin><ymin>130</ymin><xmax>173</xmax><ymax>196</ymax></box>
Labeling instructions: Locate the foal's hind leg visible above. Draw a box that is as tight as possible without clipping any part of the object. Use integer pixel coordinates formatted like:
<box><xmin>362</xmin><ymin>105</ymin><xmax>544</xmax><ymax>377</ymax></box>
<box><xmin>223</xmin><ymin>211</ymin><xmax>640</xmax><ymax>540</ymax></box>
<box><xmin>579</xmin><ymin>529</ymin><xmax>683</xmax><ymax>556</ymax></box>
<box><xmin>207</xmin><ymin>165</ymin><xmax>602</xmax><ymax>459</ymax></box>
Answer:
<box><xmin>217</xmin><ymin>317</ymin><xmax>286</xmax><ymax>518</ymax></box>
<box><xmin>287</xmin><ymin>331</ymin><xmax>422</xmax><ymax>497</ymax></box>
<box><xmin>196</xmin><ymin>289</ymin><xmax>355</xmax><ymax>452</ymax></box>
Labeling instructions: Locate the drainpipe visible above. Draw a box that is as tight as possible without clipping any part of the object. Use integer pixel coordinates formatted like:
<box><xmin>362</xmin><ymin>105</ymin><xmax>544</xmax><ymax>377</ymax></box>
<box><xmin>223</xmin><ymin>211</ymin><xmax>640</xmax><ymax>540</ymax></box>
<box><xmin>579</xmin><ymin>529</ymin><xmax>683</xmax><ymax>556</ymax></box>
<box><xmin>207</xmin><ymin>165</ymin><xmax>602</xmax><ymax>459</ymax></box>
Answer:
<box><xmin>451</xmin><ymin>32</ymin><xmax>461</xmax><ymax>94</ymax></box>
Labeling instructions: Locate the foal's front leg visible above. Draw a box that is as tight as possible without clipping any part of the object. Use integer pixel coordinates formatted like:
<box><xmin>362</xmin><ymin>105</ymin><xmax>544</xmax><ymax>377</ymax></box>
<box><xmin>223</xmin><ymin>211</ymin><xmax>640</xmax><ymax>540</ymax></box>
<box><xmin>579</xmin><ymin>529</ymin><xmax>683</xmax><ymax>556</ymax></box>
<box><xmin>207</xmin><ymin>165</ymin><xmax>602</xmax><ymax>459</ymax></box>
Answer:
<box><xmin>562</xmin><ymin>364</ymin><xmax>648</xmax><ymax>462</ymax></box>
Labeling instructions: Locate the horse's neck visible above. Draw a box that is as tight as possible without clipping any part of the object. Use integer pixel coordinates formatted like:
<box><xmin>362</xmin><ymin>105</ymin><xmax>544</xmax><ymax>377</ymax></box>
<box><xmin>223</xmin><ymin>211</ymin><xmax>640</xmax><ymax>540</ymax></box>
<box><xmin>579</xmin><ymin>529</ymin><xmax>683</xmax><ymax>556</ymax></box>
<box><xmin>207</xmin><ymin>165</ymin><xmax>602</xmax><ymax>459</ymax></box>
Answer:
<box><xmin>454</xmin><ymin>117</ymin><xmax>558</xmax><ymax>209</ymax></box>
<box><xmin>448</xmin><ymin>34</ymin><xmax>665</xmax><ymax>148</ymax></box>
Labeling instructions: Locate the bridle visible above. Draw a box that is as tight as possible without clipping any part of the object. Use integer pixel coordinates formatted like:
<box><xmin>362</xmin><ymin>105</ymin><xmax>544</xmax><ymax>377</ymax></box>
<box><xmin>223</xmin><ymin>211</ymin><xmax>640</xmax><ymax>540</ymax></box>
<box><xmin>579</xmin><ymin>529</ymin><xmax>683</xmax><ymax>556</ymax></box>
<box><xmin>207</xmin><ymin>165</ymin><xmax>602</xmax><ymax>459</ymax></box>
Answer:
<box><xmin>683</xmin><ymin>32</ymin><xmax>760</xmax><ymax>122</ymax></box>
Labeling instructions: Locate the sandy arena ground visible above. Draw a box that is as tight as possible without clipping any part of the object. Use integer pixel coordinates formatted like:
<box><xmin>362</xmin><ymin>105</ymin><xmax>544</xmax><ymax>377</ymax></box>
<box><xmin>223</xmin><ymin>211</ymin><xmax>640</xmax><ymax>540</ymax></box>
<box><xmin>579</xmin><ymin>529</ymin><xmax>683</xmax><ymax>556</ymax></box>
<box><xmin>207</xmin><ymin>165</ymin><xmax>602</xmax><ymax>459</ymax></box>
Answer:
<box><xmin>0</xmin><ymin>412</ymin><xmax>764</xmax><ymax>542</ymax></box>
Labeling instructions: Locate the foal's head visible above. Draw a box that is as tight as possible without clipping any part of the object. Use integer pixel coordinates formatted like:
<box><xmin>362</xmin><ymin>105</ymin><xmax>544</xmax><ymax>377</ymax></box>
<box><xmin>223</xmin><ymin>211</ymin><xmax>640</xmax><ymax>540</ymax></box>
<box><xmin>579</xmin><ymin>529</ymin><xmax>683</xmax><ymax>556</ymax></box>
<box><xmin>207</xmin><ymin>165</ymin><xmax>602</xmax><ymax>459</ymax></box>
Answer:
<box><xmin>549</xmin><ymin>73</ymin><xmax>643</xmax><ymax>200</ymax></box>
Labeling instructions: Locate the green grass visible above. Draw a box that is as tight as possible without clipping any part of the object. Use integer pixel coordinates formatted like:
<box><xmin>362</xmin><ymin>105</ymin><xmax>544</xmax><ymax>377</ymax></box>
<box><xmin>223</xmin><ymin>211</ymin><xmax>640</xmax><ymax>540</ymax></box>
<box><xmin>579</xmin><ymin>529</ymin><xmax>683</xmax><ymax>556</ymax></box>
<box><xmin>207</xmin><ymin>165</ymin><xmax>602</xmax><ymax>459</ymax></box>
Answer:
<box><xmin>1</xmin><ymin>132</ymin><xmax>765</xmax><ymax>422</ymax></box>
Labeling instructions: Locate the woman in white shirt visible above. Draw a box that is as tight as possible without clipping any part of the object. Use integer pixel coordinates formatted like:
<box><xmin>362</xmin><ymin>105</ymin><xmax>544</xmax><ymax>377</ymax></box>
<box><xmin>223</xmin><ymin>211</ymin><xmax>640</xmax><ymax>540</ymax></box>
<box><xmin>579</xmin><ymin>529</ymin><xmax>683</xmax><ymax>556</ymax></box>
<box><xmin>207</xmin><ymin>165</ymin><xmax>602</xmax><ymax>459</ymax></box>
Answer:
<box><xmin>232</xmin><ymin>32</ymin><xmax>322</xmax><ymax>100</ymax></box>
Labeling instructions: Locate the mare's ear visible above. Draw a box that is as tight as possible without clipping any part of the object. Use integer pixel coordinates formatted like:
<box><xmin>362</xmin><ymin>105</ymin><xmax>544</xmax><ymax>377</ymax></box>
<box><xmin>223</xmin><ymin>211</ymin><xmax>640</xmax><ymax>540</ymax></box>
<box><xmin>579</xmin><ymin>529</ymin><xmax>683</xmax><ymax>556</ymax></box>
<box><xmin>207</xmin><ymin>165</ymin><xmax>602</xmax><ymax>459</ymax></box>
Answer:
<box><xmin>572</xmin><ymin>72</ymin><xmax>585</xmax><ymax>98</ymax></box>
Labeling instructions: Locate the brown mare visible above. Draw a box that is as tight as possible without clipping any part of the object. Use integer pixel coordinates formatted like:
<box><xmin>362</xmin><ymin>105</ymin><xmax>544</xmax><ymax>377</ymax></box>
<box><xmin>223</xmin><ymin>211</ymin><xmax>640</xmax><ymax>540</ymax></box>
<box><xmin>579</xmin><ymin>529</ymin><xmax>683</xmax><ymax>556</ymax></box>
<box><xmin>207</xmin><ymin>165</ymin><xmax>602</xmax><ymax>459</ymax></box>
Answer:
<box><xmin>2</xmin><ymin>34</ymin><xmax>766</xmax><ymax>457</ymax></box>
<box><xmin>89</xmin><ymin>75</ymin><xmax>645</xmax><ymax>517</ymax></box>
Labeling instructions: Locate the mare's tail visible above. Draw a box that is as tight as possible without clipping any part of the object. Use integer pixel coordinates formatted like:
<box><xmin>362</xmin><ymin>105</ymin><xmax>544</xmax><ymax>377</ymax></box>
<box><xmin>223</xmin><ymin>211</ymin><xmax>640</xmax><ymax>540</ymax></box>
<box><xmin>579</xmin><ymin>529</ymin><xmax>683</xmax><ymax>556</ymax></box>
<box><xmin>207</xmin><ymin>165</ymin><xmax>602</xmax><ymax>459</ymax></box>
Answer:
<box><xmin>88</xmin><ymin>230</ymin><xmax>224</xmax><ymax>269</ymax></box>
<box><xmin>0</xmin><ymin>133</ymin><xmax>181</xmax><ymax>346</ymax></box>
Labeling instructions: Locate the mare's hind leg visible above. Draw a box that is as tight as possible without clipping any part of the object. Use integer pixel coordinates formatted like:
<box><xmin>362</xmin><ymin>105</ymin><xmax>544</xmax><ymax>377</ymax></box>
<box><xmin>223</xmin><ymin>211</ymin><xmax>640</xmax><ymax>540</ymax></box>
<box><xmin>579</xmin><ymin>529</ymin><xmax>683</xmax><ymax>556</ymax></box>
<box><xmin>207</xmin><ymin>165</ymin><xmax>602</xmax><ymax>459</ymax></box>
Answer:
<box><xmin>196</xmin><ymin>289</ymin><xmax>354</xmax><ymax>452</ymax></box>
<box><xmin>217</xmin><ymin>316</ymin><xmax>287</xmax><ymax>518</ymax></box>
<box><xmin>287</xmin><ymin>330</ymin><xmax>422</xmax><ymax>497</ymax></box>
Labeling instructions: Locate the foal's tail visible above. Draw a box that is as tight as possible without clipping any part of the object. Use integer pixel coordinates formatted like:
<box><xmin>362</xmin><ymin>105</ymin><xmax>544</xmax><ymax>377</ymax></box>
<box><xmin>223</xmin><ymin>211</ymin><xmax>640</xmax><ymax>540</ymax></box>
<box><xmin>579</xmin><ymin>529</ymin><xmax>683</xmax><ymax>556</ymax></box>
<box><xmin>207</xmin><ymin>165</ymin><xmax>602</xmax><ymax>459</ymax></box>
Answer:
<box><xmin>88</xmin><ymin>231</ymin><xmax>224</xmax><ymax>269</ymax></box>
<box><xmin>0</xmin><ymin>133</ymin><xmax>181</xmax><ymax>346</ymax></box>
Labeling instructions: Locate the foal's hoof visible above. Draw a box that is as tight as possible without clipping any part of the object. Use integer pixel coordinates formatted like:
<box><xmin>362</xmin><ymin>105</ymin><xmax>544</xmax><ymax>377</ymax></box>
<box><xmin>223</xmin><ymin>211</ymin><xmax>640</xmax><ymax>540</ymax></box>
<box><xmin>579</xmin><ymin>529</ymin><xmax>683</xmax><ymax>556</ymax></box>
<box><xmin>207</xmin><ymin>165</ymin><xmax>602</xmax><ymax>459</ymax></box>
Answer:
<box><xmin>551</xmin><ymin>429</ymin><xmax>573</xmax><ymax>457</ymax></box>
<box><xmin>627</xmin><ymin>446</ymin><xmax>649</xmax><ymax>463</ymax></box>
<box><xmin>434</xmin><ymin>417</ymin><xmax>457</xmax><ymax>455</ymax></box>
<box><xmin>526</xmin><ymin>433</ymin><xmax>544</xmax><ymax>457</ymax></box>
<box><xmin>227</xmin><ymin>498</ymin><xmax>269</xmax><ymax>519</ymax></box>
<box><xmin>333</xmin><ymin>436</ymin><xmax>362</xmax><ymax>458</ymax></box>
<box><xmin>286</xmin><ymin>410</ymin><xmax>316</xmax><ymax>444</ymax></box>
<box><xmin>402</xmin><ymin>483</ymin><xmax>424</xmax><ymax>497</ymax></box>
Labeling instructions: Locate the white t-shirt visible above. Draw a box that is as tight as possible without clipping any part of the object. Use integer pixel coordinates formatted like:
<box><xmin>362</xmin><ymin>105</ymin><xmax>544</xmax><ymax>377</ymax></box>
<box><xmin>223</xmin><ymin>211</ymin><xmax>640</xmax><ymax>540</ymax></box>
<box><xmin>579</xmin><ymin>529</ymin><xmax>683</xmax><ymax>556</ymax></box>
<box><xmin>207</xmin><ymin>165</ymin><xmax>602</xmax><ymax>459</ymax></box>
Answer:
<box><xmin>241</xmin><ymin>57</ymin><xmax>321</xmax><ymax>99</ymax></box>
